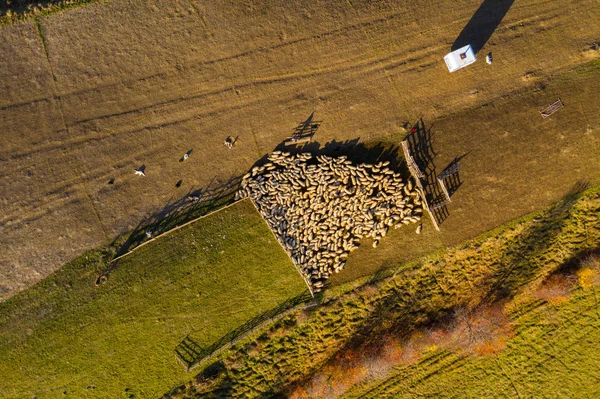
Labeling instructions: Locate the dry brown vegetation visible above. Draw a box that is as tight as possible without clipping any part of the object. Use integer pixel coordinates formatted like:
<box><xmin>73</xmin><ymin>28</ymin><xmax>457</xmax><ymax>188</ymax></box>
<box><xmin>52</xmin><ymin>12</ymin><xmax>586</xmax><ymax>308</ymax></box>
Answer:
<box><xmin>2</xmin><ymin>0</ymin><xmax>600</xmax><ymax>300</ymax></box>
<box><xmin>535</xmin><ymin>269</ymin><xmax>577</xmax><ymax>305</ymax></box>
<box><xmin>289</xmin><ymin>303</ymin><xmax>514</xmax><ymax>398</ymax></box>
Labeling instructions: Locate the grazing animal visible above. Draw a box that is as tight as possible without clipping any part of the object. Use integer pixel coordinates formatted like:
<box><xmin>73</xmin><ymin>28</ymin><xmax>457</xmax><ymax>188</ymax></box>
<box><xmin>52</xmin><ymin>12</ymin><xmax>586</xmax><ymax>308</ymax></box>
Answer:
<box><xmin>224</xmin><ymin>136</ymin><xmax>234</xmax><ymax>149</ymax></box>
<box><xmin>188</xmin><ymin>195</ymin><xmax>200</xmax><ymax>202</ymax></box>
<box><xmin>176</xmin><ymin>179</ymin><xmax>183</xmax><ymax>188</ymax></box>
<box><xmin>486</xmin><ymin>52</ymin><xmax>493</xmax><ymax>64</ymax></box>
<box><xmin>108</xmin><ymin>178</ymin><xmax>115</xmax><ymax>185</ymax></box>
<box><xmin>135</xmin><ymin>166</ymin><xmax>146</xmax><ymax>176</ymax></box>
<box><xmin>180</xmin><ymin>149</ymin><xmax>193</xmax><ymax>161</ymax></box>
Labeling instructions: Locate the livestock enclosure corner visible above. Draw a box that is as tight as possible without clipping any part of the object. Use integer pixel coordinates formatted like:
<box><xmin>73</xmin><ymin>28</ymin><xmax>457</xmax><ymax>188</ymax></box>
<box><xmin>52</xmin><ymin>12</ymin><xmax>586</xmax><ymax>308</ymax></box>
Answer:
<box><xmin>0</xmin><ymin>199</ymin><xmax>307</xmax><ymax>399</ymax></box>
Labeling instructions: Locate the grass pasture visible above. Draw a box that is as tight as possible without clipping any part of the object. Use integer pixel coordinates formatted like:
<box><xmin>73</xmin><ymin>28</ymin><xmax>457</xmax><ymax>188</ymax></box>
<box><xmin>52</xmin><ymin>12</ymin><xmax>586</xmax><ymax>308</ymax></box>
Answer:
<box><xmin>0</xmin><ymin>199</ymin><xmax>307</xmax><ymax>398</ymax></box>
<box><xmin>342</xmin><ymin>284</ymin><xmax>600</xmax><ymax>398</ymax></box>
<box><xmin>164</xmin><ymin>186</ymin><xmax>600</xmax><ymax>398</ymax></box>
<box><xmin>3</xmin><ymin>0</ymin><xmax>600</xmax><ymax>301</ymax></box>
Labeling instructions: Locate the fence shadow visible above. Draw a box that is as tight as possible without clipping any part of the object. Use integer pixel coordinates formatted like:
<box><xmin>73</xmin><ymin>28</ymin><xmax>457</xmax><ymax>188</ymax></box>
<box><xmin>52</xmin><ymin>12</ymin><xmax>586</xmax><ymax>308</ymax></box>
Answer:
<box><xmin>439</xmin><ymin>152</ymin><xmax>470</xmax><ymax>199</ymax></box>
<box><xmin>452</xmin><ymin>0</ymin><xmax>515</xmax><ymax>54</ymax></box>
<box><xmin>96</xmin><ymin>174</ymin><xmax>242</xmax><ymax>284</ymax></box>
<box><xmin>405</xmin><ymin>119</ymin><xmax>447</xmax><ymax>225</ymax></box>
<box><xmin>175</xmin><ymin>290</ymin><xmax>318</xmax><ymax>371</ymax></box>
<box><xmin>174</xmin><ymin>336</ymin><xmax>206</xmax><ymax>368</ymax></box>
<box><xmin>403</xmin><ymin>119</ymin><xmax>469</xmax><ymax>226</ymax></box>
<box><xmin>292</xmin><ymin>112</ymin><xmax>322</xmax><ymax>140</ymax></box>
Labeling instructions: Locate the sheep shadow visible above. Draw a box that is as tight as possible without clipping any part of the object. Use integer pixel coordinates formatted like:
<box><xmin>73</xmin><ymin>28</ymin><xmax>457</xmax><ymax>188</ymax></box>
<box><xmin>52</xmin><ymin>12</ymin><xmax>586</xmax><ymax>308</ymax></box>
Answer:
<box><xmin>268</xmin><ymin>137</ymin><xmax>410</xmax><ymax>180</ymax></box>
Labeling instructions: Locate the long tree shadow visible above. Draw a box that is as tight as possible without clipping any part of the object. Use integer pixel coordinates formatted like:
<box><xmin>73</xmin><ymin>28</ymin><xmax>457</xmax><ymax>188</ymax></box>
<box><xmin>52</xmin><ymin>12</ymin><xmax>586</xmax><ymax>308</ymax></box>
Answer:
<box><xmin>175</xmin><ymin>290</ymin><xmax>318</xmax><ymax>371</ymax></box>
<box><xmin>452</xmin><ymin>0</ymin><xmax>515</xmax><ymax>54</ymax></box>
<box><xmin>275</xmin><ymin>180</ymin><xmax>592</xmax><ymax>397</ymax></box>
<box><xmin>383</xmin><ymin>180</ymin><xmax>588</xmax><ymax>337</ymax></box>
<box><xmin>481</xmin><ymin>180</ymin><xmax>590</xmax><ymax>302</ymax></box>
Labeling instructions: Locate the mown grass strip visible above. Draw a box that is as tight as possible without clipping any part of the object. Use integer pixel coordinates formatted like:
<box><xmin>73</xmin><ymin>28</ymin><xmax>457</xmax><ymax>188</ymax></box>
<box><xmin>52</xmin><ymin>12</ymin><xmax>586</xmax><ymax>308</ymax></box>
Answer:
<box><xmin>347</xmin><ymin>287</ymin><xmax>600</xmax><ymax>398</ymax></box>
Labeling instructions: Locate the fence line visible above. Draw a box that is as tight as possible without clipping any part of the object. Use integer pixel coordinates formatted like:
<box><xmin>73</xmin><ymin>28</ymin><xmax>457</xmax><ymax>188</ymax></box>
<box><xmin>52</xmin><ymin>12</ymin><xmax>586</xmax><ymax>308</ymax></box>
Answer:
<box><xmin>109</xmin><ymin>198</ymin><xmax>248</xmax><ymax>263</ymax></box>
<box><xmin>401</xmin><ymin>140</ymin><xmax>440</xmax><ymax>231</ymax></box>
<box><xmin>183</xmin><ymin>298</ymin><xmax>318</xmax><ymax>372</ymax></box>
<box><xmin>249</xmin><ymin>200</ymin><xmax>315</xmax><ymax>297</ymax></box>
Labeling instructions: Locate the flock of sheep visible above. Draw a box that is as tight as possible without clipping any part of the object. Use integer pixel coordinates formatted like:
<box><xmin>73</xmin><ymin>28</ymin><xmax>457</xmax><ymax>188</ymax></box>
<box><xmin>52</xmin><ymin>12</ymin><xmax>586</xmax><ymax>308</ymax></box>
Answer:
<box><xmin>235</xmin><ymin>151</ymin><xmax>423</xmax><ymax>291</ymax></box>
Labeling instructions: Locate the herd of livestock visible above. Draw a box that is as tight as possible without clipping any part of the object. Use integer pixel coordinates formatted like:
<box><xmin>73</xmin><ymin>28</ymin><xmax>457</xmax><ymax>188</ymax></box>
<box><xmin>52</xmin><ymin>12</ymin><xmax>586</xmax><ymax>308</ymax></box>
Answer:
<box><xmin>236</xmin><ymin>151</ymin><xmax>423</xmax><ymax>291</ymax></box>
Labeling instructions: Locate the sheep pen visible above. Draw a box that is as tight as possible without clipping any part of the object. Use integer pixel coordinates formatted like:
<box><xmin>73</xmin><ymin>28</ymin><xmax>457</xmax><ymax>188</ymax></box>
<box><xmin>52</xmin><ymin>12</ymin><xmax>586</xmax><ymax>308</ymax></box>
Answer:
<box><xmin>236</xmin><ymin>151</ymin><xmax>423</xmax><ymax>291</ymax></box>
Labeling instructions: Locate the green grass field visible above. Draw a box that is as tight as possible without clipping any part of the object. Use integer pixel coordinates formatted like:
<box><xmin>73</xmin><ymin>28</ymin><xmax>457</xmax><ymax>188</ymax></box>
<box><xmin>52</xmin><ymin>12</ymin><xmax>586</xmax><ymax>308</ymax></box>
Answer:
<box><xmin>0</xmin><ymin>199</ymin><xmax>307</xmax><ymax>398</ymax></box>
<box><xmin>342</xmin><ymin>284</ymin><xmax>600</xmax><ymax>398</ymax></box>
<box><xmin>164</xmin><ymin>185</ymin><xmax>600</xmax><ymax>398</ymax></box>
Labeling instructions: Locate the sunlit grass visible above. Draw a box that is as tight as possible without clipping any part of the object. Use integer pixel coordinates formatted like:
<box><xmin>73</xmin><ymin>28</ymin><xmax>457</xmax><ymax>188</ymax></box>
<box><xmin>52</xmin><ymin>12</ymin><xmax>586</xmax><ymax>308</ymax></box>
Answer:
<box><xmin>0</xmin><ymin>199</ymin><xmax>306</xmax><ymax>398</ymax></box>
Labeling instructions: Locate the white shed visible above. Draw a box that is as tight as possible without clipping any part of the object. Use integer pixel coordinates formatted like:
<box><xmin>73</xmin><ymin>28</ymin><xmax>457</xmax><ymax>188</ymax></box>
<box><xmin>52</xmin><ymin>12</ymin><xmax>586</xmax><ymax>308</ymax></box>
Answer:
<box><xmin>444</xmin><ymin>45</ymin><xmax>476</xmax><ymax>72</ymax></box>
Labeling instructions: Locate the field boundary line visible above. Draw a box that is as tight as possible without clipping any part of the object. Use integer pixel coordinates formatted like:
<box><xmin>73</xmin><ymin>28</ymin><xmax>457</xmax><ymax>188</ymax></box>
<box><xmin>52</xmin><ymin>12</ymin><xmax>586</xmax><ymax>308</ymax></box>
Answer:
<box><xmin>186</xmin><ymin>299</ymin><xmax>319</xmax><ymax>372</ymax></box>
<box><xmin>109</xmin><ymin>198</ymin><xmax>248</xmax><ymax>263</ymax></box>
<box><xmin>249</xmin><ymin>200</ymin><xmax>315</xmax><ymax>297</ymax></box>
<box><xmin>401</xmin><ymin>139</ymin><xmax>440</xmax><ymax>231</ymax></box>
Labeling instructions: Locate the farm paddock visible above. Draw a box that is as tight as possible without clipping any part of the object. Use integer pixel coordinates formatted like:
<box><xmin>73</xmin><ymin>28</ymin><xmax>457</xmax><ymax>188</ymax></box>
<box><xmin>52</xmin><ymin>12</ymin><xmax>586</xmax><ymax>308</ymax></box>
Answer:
<box><xmin>2</xmin><ymin>0</ymin><xmax>600</xmax><ymax>300</ymax></box>
<box><xmin>165</xmin><ymin>186</ymin><xmax>600</xmax><ymax>398</ymax></box>
<box><xmin>0</xmin><ymin>200</ymin><xmax>307</xmax><ymax>398</ymax></box>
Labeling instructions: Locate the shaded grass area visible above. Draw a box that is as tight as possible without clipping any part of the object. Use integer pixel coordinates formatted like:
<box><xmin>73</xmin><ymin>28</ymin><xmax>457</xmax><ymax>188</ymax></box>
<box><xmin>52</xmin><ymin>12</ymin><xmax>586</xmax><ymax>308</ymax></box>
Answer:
<box><xmin>331</xmin><ymin>58</ymin><xmax>600</xmax><ymax>286</ymax></box>
<box><xmin>164</xmin><ymin>185</ymin><xmax>600</xmax><ymax>398</ymax></box>
<box><xmin>0</xmin><ymin>0</ymin><xmax>100</xmax><ymax>24</ymax></box>
<box><xmin>176</xmin><ymin>290</ymin><xmax>315</xmax><ymax>371</ymax></box>
<box><xmin>343</xmin><ymin>272</ymin><xmax>600</xmax><ymax>398</ymax></box>
<box><xmin>109</xmin><ymin>174</ymin><xmax>242</xmax><ymax>261</ymax></box>
<box><xmin>0</xmin><ymin>199</ymin><xmax>307</xmax><ymax>398</ymax></box>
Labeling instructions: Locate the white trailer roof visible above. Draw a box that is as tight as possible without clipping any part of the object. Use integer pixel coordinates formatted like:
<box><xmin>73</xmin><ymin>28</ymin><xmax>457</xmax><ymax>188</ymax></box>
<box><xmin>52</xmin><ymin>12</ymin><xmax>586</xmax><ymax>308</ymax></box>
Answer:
<box><xmin>444</xmin><ymin>45</ymin><xmax>476</xmax><ymax>72</ymax></box>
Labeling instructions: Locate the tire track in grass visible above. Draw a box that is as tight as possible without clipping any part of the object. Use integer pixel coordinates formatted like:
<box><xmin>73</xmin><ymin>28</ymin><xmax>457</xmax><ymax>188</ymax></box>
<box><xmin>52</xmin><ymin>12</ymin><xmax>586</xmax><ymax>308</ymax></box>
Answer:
<box><xmin>33</xmin><ymin>15</ymin><xmax>110</xmax><ymax>242</ymax></box>
<box><xmin>1</xmin><ymin>141</ymin><xmax>172</xmax><ymax>229</ymax></box>
<box><xmin>6</xmin><ymin>0</ymin><xmax>589</xmax><ymax>162</ymax></box>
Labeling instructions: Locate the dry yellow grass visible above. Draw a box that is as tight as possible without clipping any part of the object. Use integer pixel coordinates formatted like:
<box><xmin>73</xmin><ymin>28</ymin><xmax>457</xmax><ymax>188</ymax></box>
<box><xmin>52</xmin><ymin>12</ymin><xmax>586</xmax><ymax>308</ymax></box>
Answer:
<box><xmin>2</xmin><ymin>0</ymin><xmax>600</xmax><ymax>301</ymax></box>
